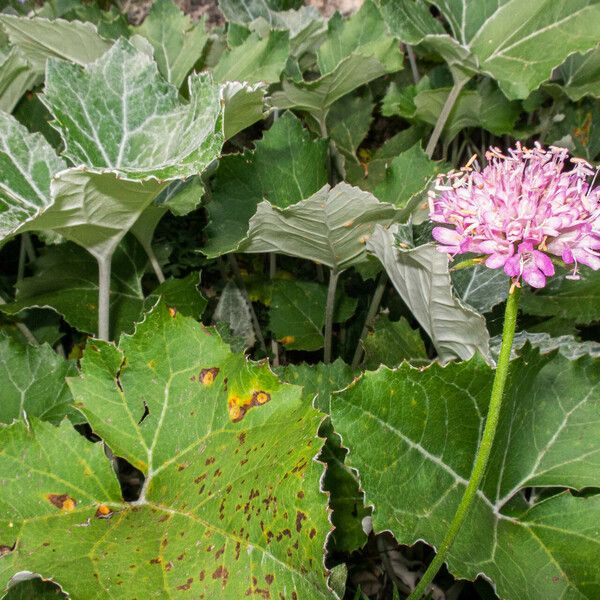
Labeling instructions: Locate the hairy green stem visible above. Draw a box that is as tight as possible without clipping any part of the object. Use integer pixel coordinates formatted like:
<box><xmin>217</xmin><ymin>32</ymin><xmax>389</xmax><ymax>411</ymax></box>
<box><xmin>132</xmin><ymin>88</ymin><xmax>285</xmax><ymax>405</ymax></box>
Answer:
<box><xmin>408</xmin><ymin>285</ymin><xmax>521</xmax><ymax>600</ymax></box>
<box><xmin>351</xmin><ymin>272</ymin><xmax>388</xmax><ymax>369</ymax></box>
<box><xmin>323</xmin><ymin>269</ymin><xmax>340</xmax><ymax>364</ymax></box>
<box><xmin>97</xmin><ymin>254</ymin><xmax>112</xmax><ymax>341</ymax></box>
<box><xmin>425</xmin><ymin>77</ymin><xmax>467</xmax><ymax>159</ymax></box>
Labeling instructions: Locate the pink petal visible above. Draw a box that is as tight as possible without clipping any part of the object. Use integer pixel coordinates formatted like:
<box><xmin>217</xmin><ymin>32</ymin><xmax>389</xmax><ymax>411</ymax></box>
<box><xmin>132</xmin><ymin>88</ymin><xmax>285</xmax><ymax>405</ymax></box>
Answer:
<box><xmin>532</xmin><ymin>250</ymin><xmax>554</xmax><ymax>276</ymax></box>
<box><xmin>522</xmin><ymin>266</ymin><xmax>546</xmax><ymax>288</ymax></box>
<box><xmin>504</xmin><ymin>255</ymin><xmax>522</xmax><ymax>277</ymax></box>
<box><xmin>485</xmin><ymin>253</ymin><xmax>508</xmax><ymax>269</ymax></box>
<box><xmin>432</xmin><ymin>227</ymin><xmax>462</xmax><ymax>246</ymax></box>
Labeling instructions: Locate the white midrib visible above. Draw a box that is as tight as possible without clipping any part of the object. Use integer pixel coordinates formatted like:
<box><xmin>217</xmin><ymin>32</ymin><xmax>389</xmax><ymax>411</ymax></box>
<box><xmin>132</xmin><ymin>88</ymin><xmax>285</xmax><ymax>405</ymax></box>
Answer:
<box><xmin>356</xmin><ymin>403</ymin><xmax>496</xmax><ymax>511</ymax></box>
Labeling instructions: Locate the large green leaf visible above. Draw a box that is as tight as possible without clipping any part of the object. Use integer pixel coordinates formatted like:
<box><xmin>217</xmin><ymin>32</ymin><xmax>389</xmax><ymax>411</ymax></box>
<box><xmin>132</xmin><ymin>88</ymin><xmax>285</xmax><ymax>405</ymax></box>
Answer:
<box><xmin>1</xmin><ymin>237</ymin><xmax>205</xmax><ymax>338</ymax></box>
<box><xmin>1</xmin><ymin>39</ymin><xmax>223</xmax><ymax>267</ymax></box>
<box><xmin>331</xmin><ymin>346</ymin><xmax>600</xmax><ymax>599</ymax></box>
<box><xmin>204</xmin><ymin>111</ymin><xmax>328</xmax><ymax>257</ymax></box>
<box><xmin>41</xmin><ymin>39</ymin><xmax>222</xmax><ymax>180</ymax></box>
<box><xmin>134</xmin><ymin>0</ymin><xmax>209</xmax><ymax>88</ymax></box>
<box><xmin>557</xmin><ymin>46</ymin><xmax>600</xmax><ymax>101</ymax></box>
<box><xmin>0</xmin><ymin>334</ymin><xmax>76</xmax><ymax>425</ymax></box>
<box><xmin>213</xmin><ymin>29</ymin><xmax>290</xmax><ymax>84</ymax></box>
<box><xmin>345</xmin><ymin>125</ymin><xmax>426</xmax><ymax>192</ymax></box>
<box><xmin>367</xmin><ymin>225</ymin><xmax>491</xmax><ymax>362</ymax></box>
<box><xmin>221</xmin><ymin>80</ymin><xmax>268</xmax><ymax>139</ymax></box>
<box><xmin>521</xmin><ymin>271</ymin><xmax>600</xmax><ymax>325</ymax></box>
<box><xmin>0</xmin><ymin>303</ymin><xmax>335</xmax><ymax>598</ymax></box>
<box><xmin>316</xmin><ymin>1</ymin><xmax>402</xmax><ymax>76</ymax></box>
<box><xmin>238</xmin><ymin>183</ymin><xmax>398</xmax><ymax>272</ymax></box>
<box><xmin>271</xmin><ymin>1</ymin><xmax>402</xmax><ymax>121</ymax></box>
<box><xmin>326</xmin><ymin>91</ymin><xmax>374</xmax><ymax>162</ymax></box>
<box><xmin>0</xmin><ymin>47</ymin><xmax>37</xmax><ymax>113</ymax></box>
<box><xmin>269</xmin><ymin>280</ymin><xmax>357</xmax><ymax>351</ymax></box>
<box><xmin>0</xmin><ymin>111</ymin><xmax>66</xmax><ymax>244</ymax></box>
<box><xmin>372</xmin><ymin>143</ymin><xmax>440</xmax><ymax>212</ymax></box>
<box><xmin>378</xmin><ymin>0</ymin><xmax>600</xmax><ymax>99</ymax></box>
<box><xmin>0</xmin><ymin>14</ymin><xmax>112</xmax><ymax>74</ymax></box>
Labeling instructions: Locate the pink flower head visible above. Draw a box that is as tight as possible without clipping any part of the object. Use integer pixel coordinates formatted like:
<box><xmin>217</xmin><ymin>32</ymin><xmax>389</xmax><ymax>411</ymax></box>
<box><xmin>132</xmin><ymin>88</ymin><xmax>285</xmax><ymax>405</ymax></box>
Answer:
<box><xmin>429</xmin><ymin>143</ymin><xmax>600</xmax><ymax>288</ymax></box>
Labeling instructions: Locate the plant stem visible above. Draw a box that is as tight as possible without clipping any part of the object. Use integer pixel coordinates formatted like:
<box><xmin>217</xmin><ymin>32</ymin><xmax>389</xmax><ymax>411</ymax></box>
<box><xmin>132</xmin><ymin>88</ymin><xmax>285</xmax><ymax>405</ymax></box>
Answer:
<box><xmin>97</xmin><ymin>254</ymin><xmax>112</xmax><ymax>341</ymax></box>
<box><xmin>406</xmin><ymin>45</ymin><xmax>420</xmax><ymax>84</ymax></box>
<box><xmin>227</xmin><ymin>254</ymin><xmax>267</xmax><ymax>355</ymax></box>
<box><xmin>143</xmin><ymin>241</ymin><xmax>166</xmax><ymax>284</ymax></box>
<box><xmin>269</xmin><ymin>253</ymin><xmax>279</xmax><ymax>367</ymax></box>
<box><xmin>425</xmin><ymin>77</ymin><xmax>467</xmax><ymax>159</ymax></box>
<box><xmin>17</xmin><ymin>235</ymin><xmax>27</xmax><ymax>283</ymax></box>
<box><xmin>351</xmin><ymin>272</ymin><xmax>388</xmax><ymax>369</ymax></box>
<box><xmin>408</xmin><ymin>285</ymin><xmax>521</xmax><ymax>600</ymax></box>
<box><xmin>323</xmin><ymin>268</ymin><xmax>340</xmax><ymax>364</ymax></box>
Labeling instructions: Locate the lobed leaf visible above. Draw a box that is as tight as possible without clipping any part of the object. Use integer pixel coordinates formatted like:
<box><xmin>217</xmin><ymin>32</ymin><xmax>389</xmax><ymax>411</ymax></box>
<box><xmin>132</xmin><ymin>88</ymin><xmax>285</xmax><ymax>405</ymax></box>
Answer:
<box><xmin>0</xmin><ymin>334</ymin><xmax>77</xmax><ymax>425</ymax></box>
<box><xmin>332</xmin><ymin>346</ymin><xmax>600</xmax><ymax>599</ymax></box>
<box><xmin>0</xmin><ymin>305</ymin><xmax>332</xmax><ymax>598</ymax></box>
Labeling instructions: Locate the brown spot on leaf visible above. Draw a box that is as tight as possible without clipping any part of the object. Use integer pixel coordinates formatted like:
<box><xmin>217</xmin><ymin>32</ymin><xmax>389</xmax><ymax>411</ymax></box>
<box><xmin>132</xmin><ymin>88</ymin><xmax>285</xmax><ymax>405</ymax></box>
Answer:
<box><xmin>176</xmin><ymin>578</ymin><xmax>193</xmax><ymax>591</ymax></box>
<box><xmin>205</xmin><ymin>457</ymin><xmax>215</xmax><ymax>466</ymax></box>
<box><xmin>168</xmin><ymin>307</ymin><xmax>177</xmax><ymax>317</ymax></box>
<box><xmin>297</xmin><ymin>491</ymin><xmax>304</xmax><ymax>500</ymax></box>
<box><xmin>47</xmin><ymin>494</ymin><xmax>76</xmax><ymax>511</ymax></box>
<box><xmin>149</xmin><ymin>557</ymin><xmax>161</xmax><ymax>565</ymax></box>
<box><xmin>238</xmin><ymin>432</ymin><xmax>246</xmax><ymax>445</ymax></box>
<box><xmin>198</xmin><ymin>570</ymin><xmax>205</xmax><ymax>581</ymax></box>
<box><xmin>0</xmin><ymin>543</ymin><xmax>15</xmax><ymax>557</ymax></box>
<box><xmin>265</xmin><ymin>574</ymin><xmax>274</xmax><ymax>585</ymax></box>
<box><xmin>200</xmin><ymin>368</ymin><xmax>219</xmax><ymax>385</ymax></box>
<box><xmin>309</xmin><ymin>528</ymin><xmax>316</xmax><ymax>539</ymax></box>
<box><xmin>212</xmin><ymin>566</ymin><xmax>229</xmax><ymax>585</ymax></box>
<box><xmin>295</xmin><ymin>511</ymin><xmax>306</xmax><ymax>533</ymax></box>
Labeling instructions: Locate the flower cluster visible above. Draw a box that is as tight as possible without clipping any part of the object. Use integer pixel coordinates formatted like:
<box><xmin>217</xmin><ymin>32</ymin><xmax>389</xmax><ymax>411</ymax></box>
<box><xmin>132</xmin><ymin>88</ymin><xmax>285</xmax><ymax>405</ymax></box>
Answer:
<box><xmin>429</xmin><ymin>143</ymin><xmax>600</xmax><ymax>288</ymax></box>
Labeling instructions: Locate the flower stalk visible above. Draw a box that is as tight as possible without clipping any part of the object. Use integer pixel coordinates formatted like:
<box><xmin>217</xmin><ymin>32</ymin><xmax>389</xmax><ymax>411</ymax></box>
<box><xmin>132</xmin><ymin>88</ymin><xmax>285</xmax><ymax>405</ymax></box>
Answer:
<box><xmin>408</xmin><ymin>285</ymin><xmax>521</xmax><ymax>600</ymax></box>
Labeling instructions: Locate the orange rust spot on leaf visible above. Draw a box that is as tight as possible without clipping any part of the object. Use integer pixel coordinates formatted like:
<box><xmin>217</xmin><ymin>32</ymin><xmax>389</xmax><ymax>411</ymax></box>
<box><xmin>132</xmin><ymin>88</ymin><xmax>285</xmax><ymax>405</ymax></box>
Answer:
<box><xmin>253</xmin><ymin>391</ymin><xmax>270</xmax><ymax>405</ymax></box>
<box><xmin>200</xmin><ymin>368</ymin><xmax>219</xmax><ymax>385</ymax></box>
<box><xmin>95</xmin><ymin>504</ymin><xmax>113</xmax><ymax>519</ymax></box>
<box><xmin>47</xmin><ymin>494</ymin><xmax>76</xmax><ymax>511</ymax></box>
<box><xmin>278</xmin><ymin>336</ymin><xmax>295</xmax><ymax>346</ymax></box>
<box><xmin>168</xmin><ymin>307</ymin><xmax>177</xmax><ymax>317</ymax></box>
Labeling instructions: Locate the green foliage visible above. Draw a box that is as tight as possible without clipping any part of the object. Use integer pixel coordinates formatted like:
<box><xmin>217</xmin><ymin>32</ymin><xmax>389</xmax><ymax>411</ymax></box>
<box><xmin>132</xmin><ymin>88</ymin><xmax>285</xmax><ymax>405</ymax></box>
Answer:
<box><xmin>332</xmin><ymin>347</ymin><xmax>600</xmax><ymax>600</ymax></box>
<box><xmin>0</xmin><ymin>334</ymin><xmax>76</xmax><ymax>425</ymax></box>
<box><xmin>0</xmin><ymin>2</ymin><xmax>599</xmax><ymax>598</ymax></box>
<box><xmin>269</xmin><ymin>280</ymin><xmax>357</xmax><ymax>351</ymax></box>
<box><xmin>0</xmin><ymin>305</ymin><xmax>331</xmax><ymax>599</ymax></box>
